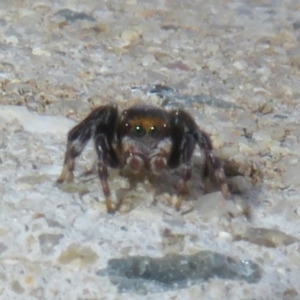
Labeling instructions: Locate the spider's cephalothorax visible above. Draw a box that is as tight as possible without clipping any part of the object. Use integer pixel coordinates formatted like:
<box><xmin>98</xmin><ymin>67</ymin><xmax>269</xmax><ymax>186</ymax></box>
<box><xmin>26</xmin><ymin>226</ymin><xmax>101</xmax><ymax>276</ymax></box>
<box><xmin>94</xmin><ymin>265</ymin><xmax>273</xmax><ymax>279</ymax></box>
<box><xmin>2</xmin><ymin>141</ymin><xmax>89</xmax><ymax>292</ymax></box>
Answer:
<box><xmin>57</xmin><ymin>104</ymin><xmax>229</xmax><ymax>213</ymax></box>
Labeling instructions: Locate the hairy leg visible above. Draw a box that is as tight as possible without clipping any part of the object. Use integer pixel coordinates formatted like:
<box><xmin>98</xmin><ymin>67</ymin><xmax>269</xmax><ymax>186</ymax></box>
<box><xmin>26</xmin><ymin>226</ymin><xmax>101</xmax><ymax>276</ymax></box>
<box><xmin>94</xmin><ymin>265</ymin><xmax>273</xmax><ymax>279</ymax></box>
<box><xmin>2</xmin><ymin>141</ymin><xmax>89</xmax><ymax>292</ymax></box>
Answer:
<box><xmin>169</xmin><ymin>109</ymin><xmax>230</xmax><ymax>211</ymax></box>
<box><xmin>198</xmin><ymin>131</ymin><xmax>230</xmax><ymax>199</ymax></box>
<box><xmin>57</xmin><ymin>119</ymin><xmax>93</xmax><ymax>183</ymax></box>
<box><xmin>57</xmin><ymin>105</ymin><xmax>118</xmax><ymax>188</ymax></box>
<box><xmin>175</xmin><ymin>134</ymin><xmax>196</xmax><ymax>211</ymax></box>
<box><xmin>94</xmin><ymin>133</ymin><xmax>120</xmax><ymax>213</ymax></box>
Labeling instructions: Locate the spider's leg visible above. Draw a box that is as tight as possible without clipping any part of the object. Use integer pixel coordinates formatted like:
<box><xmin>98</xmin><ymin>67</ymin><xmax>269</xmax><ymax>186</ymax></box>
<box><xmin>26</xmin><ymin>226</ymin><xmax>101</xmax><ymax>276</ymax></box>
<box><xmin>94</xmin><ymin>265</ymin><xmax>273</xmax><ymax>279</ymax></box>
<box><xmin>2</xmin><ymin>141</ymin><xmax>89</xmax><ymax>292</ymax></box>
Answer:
<box><xmin>92</xmin><ymin>105</ymin><xmax>120</xmax><ymax>213</ymax></box>
<box><xmin>94</xmin><ymin>134</ymin><xmax>113</xmax><ymax>213</ymax></box>
<box><xmin>57</xmin><ymin>105</ymin><xmax>118</xmax><ymax>184</ymax></box>
<box><xmin>168</xmin><ymin>109</ymin><xmax>230</xmax><ymax>211</ymax></box>
<box><xmin>174</xmin><ymin>134</ymin><xmax>197</xmax><ymax>210</ymax></box>
<box><xmin>197</xmin><ymin>130</ymin><xmax>230</xmax><ymax>199</ymax></box>
<box><xmin>168</xmin><ymin>110</ymin><xmax>196</xmax><ymax>210</ymax></box>
<box><xmin>57</xmin><ymin>121</ymin><xmax>93</xmax><ymax>183</ymax></box>
<box><xmin>94</xmin><ymin>131</ymin><xmax>120</xmax><ymax>213</ymax></box>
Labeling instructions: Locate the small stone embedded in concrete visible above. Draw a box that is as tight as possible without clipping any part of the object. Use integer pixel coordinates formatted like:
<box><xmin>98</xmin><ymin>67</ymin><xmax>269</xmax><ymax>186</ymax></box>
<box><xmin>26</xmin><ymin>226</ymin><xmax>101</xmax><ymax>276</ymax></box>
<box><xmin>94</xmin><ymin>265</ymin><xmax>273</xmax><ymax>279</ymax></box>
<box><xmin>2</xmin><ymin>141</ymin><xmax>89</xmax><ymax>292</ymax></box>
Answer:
<box><xmin>11</xmin><ymin>280</ymin><xmax>25</xmax><ymax>294</ymax></box>
<box><xmin>38</xmin><ymin>233</ymin><xmax>64</xmax><ymax>254</ymax></box>
<box><xmin>17</xmin><ymin>174</ymin><xmax>49</xmax><ymax>185</ymax></box>
<box><xmin>99</xmin><ymin>251</ymin><xmax>262</xmax><ymax>293</ymax></box>
<box><xmin>58</xmin><ymin>243</ymin><xmax>99</xmax><ymax>266</ymax></box>
<box><xmin>0</xmin><ymin>242</ymin><xmax>7</xmax><ymax>254</ymax></box>
<box><xmin>147</xmin><ymin>84</ymin><xmax>177</xmax><ymax>100</ymax></box>
<box><xmin>45</xmin><ymin>218</ymin><xmax>64</xmax><ymax>229</ymax></box>
<box><xmin>160</xmin><ymin>228</ymin><xmax>185</xmax><ymax>253</ymax></box>
<box><xmin>57</xmin><ymin>181</ymin><xmax>90</xmax><ymax>196</ymax></box>
<box><xmin>56</xmin><ymin>9</ymin><xmax>96</xmax><ymax>23</ymax></box>
<box><xmin>232</xmin><ymin>226</ymin><xmax>299</xmax><ymax>248</ymax></box>
<box><xmin>120</xmin><ymin>28</ymin><xmax>142</xmax><ymax>47</ymax></box>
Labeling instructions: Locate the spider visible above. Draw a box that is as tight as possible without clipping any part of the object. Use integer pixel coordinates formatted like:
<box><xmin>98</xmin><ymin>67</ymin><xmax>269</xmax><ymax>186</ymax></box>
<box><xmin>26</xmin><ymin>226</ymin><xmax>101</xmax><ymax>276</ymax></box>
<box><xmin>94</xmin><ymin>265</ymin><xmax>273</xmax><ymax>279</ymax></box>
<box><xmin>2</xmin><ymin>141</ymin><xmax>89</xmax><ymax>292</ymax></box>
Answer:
<box><xmin>57</xmin><ymin>104</ymin><xmax>230</xmax><ymax>213</ymax></box>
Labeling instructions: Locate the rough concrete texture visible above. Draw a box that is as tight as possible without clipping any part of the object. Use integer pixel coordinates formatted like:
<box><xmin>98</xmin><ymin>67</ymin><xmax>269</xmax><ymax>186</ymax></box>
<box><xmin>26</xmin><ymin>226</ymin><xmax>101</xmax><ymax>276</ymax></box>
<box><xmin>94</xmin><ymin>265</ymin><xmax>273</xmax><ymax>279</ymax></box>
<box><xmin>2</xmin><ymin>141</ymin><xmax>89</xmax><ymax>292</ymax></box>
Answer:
<box><xmin>0</xmin><ymin>0</ymin><xmax>300</xmax><ymax>299</ymax></box>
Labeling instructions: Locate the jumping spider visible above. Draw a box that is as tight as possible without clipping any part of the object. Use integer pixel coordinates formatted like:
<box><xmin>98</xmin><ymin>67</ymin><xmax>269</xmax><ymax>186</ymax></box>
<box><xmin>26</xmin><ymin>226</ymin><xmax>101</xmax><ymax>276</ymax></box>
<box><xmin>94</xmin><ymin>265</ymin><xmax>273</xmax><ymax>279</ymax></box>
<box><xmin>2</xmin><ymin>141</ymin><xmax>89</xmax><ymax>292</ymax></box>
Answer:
<box><xmin>57</xmin><ymin>104</ymin><xmax>229</xmax><ymax>213</ymax></box>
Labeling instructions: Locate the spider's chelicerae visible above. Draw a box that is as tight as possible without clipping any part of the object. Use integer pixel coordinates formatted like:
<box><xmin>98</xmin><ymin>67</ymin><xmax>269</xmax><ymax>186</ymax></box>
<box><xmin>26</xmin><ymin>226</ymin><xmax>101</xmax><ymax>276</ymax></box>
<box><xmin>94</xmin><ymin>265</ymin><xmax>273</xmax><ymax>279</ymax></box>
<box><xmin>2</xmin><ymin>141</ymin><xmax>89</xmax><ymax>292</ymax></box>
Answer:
<box><xmin>57</xmin><ymin>104</ymin><xmax>230</xmax><ymax>213</ymax></box>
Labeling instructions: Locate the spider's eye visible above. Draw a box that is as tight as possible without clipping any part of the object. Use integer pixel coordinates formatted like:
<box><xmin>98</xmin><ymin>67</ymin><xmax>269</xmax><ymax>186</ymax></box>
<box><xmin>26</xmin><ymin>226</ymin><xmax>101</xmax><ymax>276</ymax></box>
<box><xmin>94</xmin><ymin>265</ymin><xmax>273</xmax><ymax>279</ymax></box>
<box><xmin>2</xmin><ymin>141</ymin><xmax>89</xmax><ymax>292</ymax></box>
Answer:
<box><xmin>148</xmin><ymin>125</ymin><xmax>161</xmax><ymax>139</ymax></box>
<box><xmin>133</xmin><ymin>125</ymin><xmax>146</xmax><ymax>138</ymax></box>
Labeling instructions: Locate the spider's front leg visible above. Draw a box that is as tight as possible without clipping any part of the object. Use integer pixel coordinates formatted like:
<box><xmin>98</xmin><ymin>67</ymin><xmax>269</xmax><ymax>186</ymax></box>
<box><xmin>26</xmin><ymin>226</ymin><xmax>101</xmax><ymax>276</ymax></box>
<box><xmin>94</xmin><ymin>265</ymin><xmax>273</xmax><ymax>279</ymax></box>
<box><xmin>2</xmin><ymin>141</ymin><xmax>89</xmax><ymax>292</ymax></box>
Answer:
<box><xmin>57</xmin><ymin>105</ymin><xmax>120</xmax><ymax>213</ymax></box>
<box><xmin>168</xmin><ymin>110</ymin><xmax>230</xmax><ymax>211</ymax></box>
<box><xmin>93</xmin><ymin>120</ymin><xmax>121</xmax><ymax>213</ymax></box>
<box><xmin>168</xmin><ymin>110</ymin><xmax>197</xmax><ymax>210</ymax></box>
<box><xmin>57</xmin><ymin>110</ymin><xmax>97</xmax><ymax>184</ymax></box>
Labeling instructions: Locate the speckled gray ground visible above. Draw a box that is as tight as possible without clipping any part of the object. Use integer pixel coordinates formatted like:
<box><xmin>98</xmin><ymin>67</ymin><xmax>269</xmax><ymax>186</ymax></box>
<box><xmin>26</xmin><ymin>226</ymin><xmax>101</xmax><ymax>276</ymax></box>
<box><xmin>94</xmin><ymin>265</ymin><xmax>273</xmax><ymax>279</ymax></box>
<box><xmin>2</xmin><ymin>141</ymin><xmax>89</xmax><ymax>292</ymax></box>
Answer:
<box><xmin>1</xmin><ymin>0</ymin><xmax>300</xmax><ymax>299</ymax></box>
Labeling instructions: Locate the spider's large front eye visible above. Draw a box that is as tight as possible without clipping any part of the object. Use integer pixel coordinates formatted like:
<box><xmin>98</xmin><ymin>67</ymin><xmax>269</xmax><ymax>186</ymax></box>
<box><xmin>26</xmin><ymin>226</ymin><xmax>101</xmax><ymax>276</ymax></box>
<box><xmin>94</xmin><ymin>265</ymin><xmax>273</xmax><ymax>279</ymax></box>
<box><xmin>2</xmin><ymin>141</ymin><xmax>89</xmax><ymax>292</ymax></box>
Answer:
<box><xmin>148</xmin><ymin>125</ymin><xmax>161</xmax><ymax>139</ymax></box>
<box><xmin>133</xmin><ymin>125</ymin><xmax>146</xmax><ymax>138</ymax></box>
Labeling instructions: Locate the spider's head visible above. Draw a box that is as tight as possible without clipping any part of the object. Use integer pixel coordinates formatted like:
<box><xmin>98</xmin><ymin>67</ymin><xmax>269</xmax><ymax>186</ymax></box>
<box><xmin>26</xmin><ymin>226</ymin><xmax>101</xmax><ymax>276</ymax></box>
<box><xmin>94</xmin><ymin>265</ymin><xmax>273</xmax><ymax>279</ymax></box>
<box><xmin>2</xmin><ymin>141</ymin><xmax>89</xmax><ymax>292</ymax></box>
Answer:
<box><xmin>117</xmin><ymin>105</ymin><xmax>172</xmax><ymax>173</ymax></box>
<box><xmin>118</xmin><ymin>105</ymin><xmax>170</xmax><ymax>146</ymax></box>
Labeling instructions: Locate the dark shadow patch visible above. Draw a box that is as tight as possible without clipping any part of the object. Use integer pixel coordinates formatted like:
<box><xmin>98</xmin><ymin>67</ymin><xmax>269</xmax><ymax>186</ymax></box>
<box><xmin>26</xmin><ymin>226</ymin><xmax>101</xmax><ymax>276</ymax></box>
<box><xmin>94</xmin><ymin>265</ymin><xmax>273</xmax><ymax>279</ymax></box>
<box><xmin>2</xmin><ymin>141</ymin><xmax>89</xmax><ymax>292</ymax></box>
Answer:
<box><xmin>55</xmin><ymin>9</ymin><xmax>96</xmax><ymax>23</ymax></box>
<box><xmin>97</xmin><ymin>251</ymin><xmax>262</xmax><ymax>294</ymax></box>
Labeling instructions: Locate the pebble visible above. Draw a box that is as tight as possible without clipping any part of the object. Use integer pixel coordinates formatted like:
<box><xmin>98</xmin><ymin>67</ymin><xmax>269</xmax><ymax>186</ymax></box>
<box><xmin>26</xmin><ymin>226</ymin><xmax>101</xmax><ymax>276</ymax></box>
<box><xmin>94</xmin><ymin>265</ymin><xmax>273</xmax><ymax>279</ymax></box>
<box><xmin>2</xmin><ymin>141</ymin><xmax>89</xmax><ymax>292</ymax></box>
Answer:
<box><xmin>38</xmin><ymin>233</ymin><xmax>64</xmax><ymax>254</ymax></box>
<box><xmin>100</xmin><ymin>250</ymin><xmax>262</xmax><ymax>293</ymax></box>
<box><xmin>120</xmin><ymin>28</ymin><xmax>142</xmax><ymax>47</ymax></box>
<box><xmin>232</xmin><ymin>226</ymin><xmax>299</xmax><ymax>248</ymax></box>
<box><xmin>58</xmin><ymin>243</ymin><xmax>99</xmax><ymax>267</ymax></box>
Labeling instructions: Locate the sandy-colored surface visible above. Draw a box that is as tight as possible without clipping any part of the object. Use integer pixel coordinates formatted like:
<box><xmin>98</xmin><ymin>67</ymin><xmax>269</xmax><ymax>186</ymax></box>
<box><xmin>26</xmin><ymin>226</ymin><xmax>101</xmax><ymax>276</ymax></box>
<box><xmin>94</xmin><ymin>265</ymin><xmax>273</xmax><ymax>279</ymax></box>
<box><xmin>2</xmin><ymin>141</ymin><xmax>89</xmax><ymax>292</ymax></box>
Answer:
<box><xmin>0</xmin><ymin>0</ymin><xmax>300</xmax><ymax>299</ymax></box>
